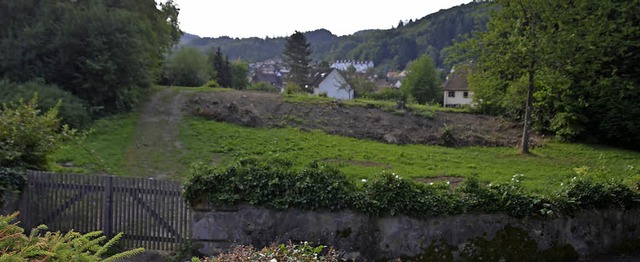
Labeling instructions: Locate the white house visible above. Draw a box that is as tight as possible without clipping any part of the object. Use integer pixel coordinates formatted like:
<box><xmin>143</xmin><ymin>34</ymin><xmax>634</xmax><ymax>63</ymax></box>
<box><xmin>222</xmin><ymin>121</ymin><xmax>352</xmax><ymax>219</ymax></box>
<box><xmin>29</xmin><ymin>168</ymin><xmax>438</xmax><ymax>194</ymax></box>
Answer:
<box><xmin>442</xmin><ymin>67</ymin><xmax>473</xmax><ymax>108</ymax></box>
<box><xmin>308</xmin><ymin>68</ymin><xmax>353</xmax><ymax>100</ymax></box>
<box><xmin>330</xmin><ymin>60</ymin><xmax>374</xmax><ymax>73</ymax></box>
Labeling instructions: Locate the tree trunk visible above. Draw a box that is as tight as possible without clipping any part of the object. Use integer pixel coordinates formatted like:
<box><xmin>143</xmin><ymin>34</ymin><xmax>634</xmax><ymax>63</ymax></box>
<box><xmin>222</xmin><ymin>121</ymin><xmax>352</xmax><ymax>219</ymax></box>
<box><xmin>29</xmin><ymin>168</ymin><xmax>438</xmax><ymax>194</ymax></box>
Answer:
<box><xmin>521</xmin><ymin>69</ymin><xmax>534</xmax><ymax>154</ymax></box>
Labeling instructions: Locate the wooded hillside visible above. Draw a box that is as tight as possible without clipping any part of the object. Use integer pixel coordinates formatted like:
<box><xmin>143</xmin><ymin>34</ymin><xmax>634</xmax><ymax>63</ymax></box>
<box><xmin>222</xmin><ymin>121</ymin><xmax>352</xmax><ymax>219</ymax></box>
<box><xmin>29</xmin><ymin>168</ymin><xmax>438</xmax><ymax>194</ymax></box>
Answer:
<box><xmin>180</xmin><ymin>2</ymin><xmax>488</xmax><ymax>72</ymax></box>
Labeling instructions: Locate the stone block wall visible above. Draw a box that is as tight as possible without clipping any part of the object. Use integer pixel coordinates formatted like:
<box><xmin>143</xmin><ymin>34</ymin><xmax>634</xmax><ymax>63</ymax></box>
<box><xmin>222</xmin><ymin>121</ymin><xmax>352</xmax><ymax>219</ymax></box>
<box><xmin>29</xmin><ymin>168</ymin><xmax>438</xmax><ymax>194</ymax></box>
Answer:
<box><xmin>191</xmin><ymin>204</ymin><xmax>640</xmax><ymax>261</ymax></box>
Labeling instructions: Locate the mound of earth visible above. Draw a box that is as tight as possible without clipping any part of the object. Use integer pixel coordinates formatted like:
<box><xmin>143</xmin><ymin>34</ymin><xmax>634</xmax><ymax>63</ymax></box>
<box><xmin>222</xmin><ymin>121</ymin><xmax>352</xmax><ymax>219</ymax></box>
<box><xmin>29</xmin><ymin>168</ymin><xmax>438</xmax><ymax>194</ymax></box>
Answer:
<box><xmin>186</xmin><ymin>91</ymin><xmax>541</xmax><ymax>147</ymax></box>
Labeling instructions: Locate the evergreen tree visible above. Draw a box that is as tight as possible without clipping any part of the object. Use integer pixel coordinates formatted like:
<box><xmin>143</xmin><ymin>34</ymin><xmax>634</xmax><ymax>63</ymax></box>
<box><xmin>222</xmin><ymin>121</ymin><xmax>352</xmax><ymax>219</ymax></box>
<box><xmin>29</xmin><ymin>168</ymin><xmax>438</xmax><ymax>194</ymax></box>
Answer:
<box><xmin>283</xmin><ymin>31</ymin><xmax>312</xmax><ymax>90</ymax></box>
<box><xmin>209</xmin><ymin>47</ymin><xmax>232</xmax><ymax>87</ymax></box>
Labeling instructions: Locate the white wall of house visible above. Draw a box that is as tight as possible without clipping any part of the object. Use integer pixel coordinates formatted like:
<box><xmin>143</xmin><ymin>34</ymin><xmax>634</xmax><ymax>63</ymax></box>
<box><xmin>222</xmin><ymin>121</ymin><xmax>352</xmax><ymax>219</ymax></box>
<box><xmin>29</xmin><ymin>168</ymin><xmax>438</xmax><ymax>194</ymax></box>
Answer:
<box><xmin>314</xmin><ymin>70</ymin><xmax>353</xmax><ymax>100</ymax></box>
<box><xmin>443</xmin><ymin>90</ymin><xmax>473</xmax><ymax>107</ymax></box>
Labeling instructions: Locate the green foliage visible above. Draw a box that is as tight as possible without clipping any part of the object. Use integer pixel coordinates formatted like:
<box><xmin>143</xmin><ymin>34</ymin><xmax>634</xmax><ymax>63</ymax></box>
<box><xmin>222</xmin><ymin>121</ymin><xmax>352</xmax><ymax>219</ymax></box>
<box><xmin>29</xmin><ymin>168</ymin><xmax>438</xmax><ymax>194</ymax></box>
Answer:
<box><xmin>229</xmin><ymin>60</ymin><xmax>249</xmax><ymax>90</ymax></box>
<box><xmin>197</xmin><ymin>240</ymin><xmax>338</xmax><ymax>262</ymax></box>
<box><xmin>0</xmin><ymin>212</ymin><xmax>144</xmax><ymax>261</ymax></box>
<box><xmin>0</xmin><ymin>0</ymin><xmax>179</xmax><ymax>116</ymax></box>
<box><xmin>183</xmin><ymin>157</ymin><xmax>640</xmax><ymax>219</ymax></box>
<box><xmin>284</xmin><ymin>82</ymin><xmax>303</xmax><ymax>94</ymax></box>
<box><xmin>0</xmin><ymin>96</ymin><xmax>76</xmax><ymax>170</ymax></box>
<box><xmin>0</xmin><ymin>80</ymin><xmax>90</xmax><ymax>129</ymax></box>
<box><xmin>283</xmin><ymin>31</ymin><xmax>312</xmax><ymax>88</ymax></box>
<box><xmin>247</xmin><ymin>82</ymin><xmax>280</xmax><ymax>93</ymax></box>
<box><xmin>0</xmin><ymin>168</ymin><xmax>26</xmax><ymax>208</ymax></box>
<box><xmin>183</xmin><ymin>157</ymin><xmax>354</xmax><ymax>211</ymax></box>
<box><xmin>203</xmin><ymin>80</ymin><xmax>220</xmax><ymax>88</ymax></box>
<box><xmin>162</xmin><ymin>47</ymin><xmax>211</xmax><ymax>87</ymax></box>
<box><xmin>401</xmin><ymin>54</ymin><xmax>441</xmax><ymax>104</ymax></box>
<box><xmin>449</xmin><ymin>0</ymin><xmax>640</xmax><ymax>149</ymax></box>
<box><xmin>361</xmin><ymin>88</ymin><xmax>405</xmax><ymax>101</ymax></box>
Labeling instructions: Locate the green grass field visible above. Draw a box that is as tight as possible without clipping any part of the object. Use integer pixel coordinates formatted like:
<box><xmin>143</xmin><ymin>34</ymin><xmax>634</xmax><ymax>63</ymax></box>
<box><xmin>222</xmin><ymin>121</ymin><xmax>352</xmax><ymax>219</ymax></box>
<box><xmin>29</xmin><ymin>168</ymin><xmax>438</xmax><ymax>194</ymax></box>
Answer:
<box><xmin>50</xmin><ymin>88</ymin><xmax>640</xmax><ymax>193</ymax></box>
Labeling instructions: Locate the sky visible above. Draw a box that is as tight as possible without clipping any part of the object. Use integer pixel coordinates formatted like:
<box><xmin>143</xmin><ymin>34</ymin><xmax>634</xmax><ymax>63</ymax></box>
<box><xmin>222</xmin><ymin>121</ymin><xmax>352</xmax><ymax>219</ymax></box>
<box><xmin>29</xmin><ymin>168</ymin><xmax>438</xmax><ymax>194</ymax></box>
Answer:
<box><xmin>172</xmin><ymin>0</ymin><xmax>473</xmax><ymax>39</ymax></box>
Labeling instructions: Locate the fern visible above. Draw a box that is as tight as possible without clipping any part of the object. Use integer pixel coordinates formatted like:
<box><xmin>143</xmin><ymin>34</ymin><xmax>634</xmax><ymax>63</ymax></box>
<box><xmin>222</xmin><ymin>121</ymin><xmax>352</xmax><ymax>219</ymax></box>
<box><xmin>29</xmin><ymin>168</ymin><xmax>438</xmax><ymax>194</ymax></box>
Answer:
<box><xmin>0</xmin><ymin>212</ymin><xmax>145</xmax><ymax>261</ymax></box>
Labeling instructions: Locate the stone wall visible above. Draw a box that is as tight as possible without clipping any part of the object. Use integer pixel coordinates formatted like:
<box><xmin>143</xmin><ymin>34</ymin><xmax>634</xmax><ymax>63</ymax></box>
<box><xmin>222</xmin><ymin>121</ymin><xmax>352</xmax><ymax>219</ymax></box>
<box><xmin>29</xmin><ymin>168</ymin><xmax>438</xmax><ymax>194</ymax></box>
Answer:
<box><xmin>191</xmin><ymin>204</ymin><xmax>640</xmax><ymax>261</ymax></box>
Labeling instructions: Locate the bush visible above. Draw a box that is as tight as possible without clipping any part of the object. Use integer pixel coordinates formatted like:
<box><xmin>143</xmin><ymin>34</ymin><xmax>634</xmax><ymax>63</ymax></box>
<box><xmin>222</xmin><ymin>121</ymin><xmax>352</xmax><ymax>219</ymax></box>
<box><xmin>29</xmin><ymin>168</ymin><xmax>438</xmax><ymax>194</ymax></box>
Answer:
<box><xmin>361</xmin><ymin>87</ymin><xmax>405</xmax><ymax>101</ymax></box>
<box><xmin>0</xmin><ymin>80</ymin><xmax>91</xmax><ymax>129</ymax></box>
<box><xmin>0</xmin><ymin>168</ymin><xmax>26</xmax><ymax>208</ymax></box>
<box><xmin>284</xmin><ymin>83</ymin><xmax>303</xmax><ymax>94</ymax></box>
<box><xmin>0</xmin><ymin>212</ymin><xmax>144</xmax><ymax>261</ymax></box>
<box><xmin>183</xmin><ymin>159</ymin><xmax>640</xmax><ymax>219</ymax></box>
<box><xmin>0</xmin><ymin>95</ymin><xmax>76</xmax><ymax>170</ymax></box>
<box><xmin>247</xmin><ymin>82</ymin><xmax>281</xmax><ymax>93</ymax></box>
<box><xmin>203</xmin><ymin>80</ymin><xmax>220</xmax><ymax>88</ymax></box>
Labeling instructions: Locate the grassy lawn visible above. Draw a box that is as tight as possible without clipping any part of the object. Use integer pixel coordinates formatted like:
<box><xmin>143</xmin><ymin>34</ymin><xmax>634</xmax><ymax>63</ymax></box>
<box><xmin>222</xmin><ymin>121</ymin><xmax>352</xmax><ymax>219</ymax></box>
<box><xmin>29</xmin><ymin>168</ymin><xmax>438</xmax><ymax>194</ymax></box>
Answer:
<box><xmin>50</xmin><ymin>113</ymin><xmax>138</xmax><ymax>176</ymax></box>
<box><xmin>180</xmin><ymin>117</ymin><xmax>640</xmax><ymax>193</ymax></box>
<box><xmin>50</xmin><ymin>87</ymin><xmax>640</xmax><ymax>194</ymax></box>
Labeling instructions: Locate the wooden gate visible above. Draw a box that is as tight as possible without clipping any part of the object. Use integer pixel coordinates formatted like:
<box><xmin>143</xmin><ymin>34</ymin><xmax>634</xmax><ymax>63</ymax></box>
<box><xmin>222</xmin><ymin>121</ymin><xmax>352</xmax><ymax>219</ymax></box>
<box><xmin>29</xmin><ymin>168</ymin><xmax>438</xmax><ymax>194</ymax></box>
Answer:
<box><xmin>18</xmin><ymin>172</ymin><xmax>191</xmax><ymax>251</ymax></box>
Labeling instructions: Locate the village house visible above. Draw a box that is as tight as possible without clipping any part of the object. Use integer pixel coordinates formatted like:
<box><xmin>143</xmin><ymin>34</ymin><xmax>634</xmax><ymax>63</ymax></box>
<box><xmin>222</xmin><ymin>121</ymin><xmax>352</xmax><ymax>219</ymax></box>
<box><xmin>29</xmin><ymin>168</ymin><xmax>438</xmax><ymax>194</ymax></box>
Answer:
<box><xmin>307</xmin><ymin>68</ymin><xmax>353</xmax><ymax>100</ymax></box>
<box><xmin>442</xmin><ymin>66</ymin><xmax>473</xmax><ymax>108</ymax></box>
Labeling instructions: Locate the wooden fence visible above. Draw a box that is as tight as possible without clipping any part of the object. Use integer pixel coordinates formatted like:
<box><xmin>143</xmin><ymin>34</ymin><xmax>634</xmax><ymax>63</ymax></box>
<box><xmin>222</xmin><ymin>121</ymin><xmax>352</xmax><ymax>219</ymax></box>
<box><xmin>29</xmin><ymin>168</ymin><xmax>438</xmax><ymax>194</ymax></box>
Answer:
<box><xmin>18</xmin><ymin>172</ymin><xmax>191</xmax><ymax>251</ymax></box>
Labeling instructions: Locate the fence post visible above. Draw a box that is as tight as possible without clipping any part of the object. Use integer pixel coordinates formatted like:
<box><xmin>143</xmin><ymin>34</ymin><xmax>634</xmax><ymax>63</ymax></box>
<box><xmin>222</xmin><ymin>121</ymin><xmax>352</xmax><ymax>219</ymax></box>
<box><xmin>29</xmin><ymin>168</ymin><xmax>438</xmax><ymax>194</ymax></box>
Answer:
<box><xmin>103</xmin><ymin>176</ymin><xmax>113</xmax><ymax>238</ymax></box>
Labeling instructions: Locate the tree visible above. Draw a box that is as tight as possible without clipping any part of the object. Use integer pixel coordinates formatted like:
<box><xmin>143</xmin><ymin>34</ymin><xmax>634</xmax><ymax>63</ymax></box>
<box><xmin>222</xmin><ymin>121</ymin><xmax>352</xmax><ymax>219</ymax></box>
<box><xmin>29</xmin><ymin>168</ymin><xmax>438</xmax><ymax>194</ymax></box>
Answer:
<box><xmin>230</xmin><ymin>60</ymin><xmax>249</xmax><ymax>90</ymax></box>
<box><xmin>401</xmin><ymin>54</ymin><xmax>441</xmax><ymax>105</ymax></box>
<box><xmin>0</xmin><ymin>0</ymin><xmax>180</xmax><ymax>116</ymax></box>
<box><xmin>208</xmin><ymin>47</ymin><xmax>232</xmax><ymax>87</ymax></box>
<box><xmin>162</xmin><ymin>47</ymin><xmax>210</xmax><ymax>87</ymax></box>
<box><xmin>283</xmin><ymin>31</ymin><xmax>312</xmax><ymax>91</ymax></box>
<box><xmin>448</xmin><ymin>0</ymin><xmax>554</xmax><ymax>154</ymax></box>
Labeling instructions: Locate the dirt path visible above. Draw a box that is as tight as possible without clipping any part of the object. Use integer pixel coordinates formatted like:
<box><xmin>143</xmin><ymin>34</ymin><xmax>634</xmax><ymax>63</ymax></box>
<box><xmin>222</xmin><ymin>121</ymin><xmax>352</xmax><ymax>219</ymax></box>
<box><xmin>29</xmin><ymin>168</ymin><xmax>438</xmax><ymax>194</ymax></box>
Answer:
<box><xmin>125</xmin><ymin>87</ymin><xmax>189</xmax><ymax>179</ymax></box>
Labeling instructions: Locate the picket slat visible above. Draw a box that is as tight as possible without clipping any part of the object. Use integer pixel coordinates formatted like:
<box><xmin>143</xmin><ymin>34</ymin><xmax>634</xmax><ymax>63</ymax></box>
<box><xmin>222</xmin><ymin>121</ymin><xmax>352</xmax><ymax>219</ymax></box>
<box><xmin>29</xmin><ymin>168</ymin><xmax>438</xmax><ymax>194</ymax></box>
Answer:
<box><xmin>20</xmin><ymin>172</ymin><xmax>190</xmax><ymax>251</ymax></box>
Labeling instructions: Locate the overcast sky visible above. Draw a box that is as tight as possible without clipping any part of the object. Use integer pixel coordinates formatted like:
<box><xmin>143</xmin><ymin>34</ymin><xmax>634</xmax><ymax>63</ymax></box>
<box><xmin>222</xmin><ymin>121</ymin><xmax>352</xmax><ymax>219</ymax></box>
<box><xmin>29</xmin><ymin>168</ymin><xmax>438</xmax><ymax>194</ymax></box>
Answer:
<box><xmin>172</xmin><ymin>0</ymin><xmax>473</xmax><ymax>39</ymax></box>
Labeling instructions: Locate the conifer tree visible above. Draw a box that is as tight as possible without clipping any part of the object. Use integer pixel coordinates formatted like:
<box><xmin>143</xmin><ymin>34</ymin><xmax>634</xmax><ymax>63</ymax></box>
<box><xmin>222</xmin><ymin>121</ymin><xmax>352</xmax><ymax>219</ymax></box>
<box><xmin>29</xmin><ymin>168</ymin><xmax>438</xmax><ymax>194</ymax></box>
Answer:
<box><xmin>283</xmin><ymin>31</ymin><xmax>312</xmax><ymax>91</ymax></box>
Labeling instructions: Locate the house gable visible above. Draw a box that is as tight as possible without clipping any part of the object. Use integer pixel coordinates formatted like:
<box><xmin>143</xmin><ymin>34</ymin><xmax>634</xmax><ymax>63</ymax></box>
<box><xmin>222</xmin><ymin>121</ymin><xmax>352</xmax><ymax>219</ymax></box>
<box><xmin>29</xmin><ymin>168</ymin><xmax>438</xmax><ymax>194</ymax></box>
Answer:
<box><xmin>309</xmin><ymin>69</ymin><xmax>353</xmax><ymax>100</ymax></box>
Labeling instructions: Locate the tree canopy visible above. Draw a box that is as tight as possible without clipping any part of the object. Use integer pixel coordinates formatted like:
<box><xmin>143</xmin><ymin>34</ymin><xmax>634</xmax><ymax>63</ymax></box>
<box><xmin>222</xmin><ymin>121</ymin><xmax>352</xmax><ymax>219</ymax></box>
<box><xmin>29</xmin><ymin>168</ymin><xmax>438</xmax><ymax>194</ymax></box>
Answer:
<box><xmin>401</xmin><ymin>55</ymin><xmax>441</xmax><ymax>105</ymax></box>
<box><xmin>283</xmin><ymin>31</ymin><xmax>313</xmax><ymax>90</ymax></box>
<box><xmin>0</xmin><ymin>0</ymin><xmax>180</xmax><ymax>117</ymax></box>
<box><xmin>449</xmin><ymin>0</ymin><xmax>640</xmax><ymax>150</ymax></box>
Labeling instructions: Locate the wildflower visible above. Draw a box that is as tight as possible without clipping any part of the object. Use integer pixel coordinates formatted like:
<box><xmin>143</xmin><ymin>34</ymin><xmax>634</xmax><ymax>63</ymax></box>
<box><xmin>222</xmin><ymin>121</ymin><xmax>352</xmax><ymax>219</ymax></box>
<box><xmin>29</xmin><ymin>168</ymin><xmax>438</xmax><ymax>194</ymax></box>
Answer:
<box><xmin>361</xmin><ymin>179</ymin><xmax>367</xmax><ymax>183</ymax></box>
<box><xmin>447</xmin><ymin>181</ymin><xmax>450</xmax><ymax>185</ymax></box>
<box><xmin>429</xmin><ymin>182</ymin><xmax>434</xmax><ymax>185</ymax></box>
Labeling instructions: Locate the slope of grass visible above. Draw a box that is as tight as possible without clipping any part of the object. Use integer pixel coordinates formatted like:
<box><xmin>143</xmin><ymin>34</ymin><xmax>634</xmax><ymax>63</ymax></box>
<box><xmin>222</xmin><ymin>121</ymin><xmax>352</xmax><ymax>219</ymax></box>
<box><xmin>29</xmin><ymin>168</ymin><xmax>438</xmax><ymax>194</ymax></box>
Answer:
<box><xmin>50</xmin><ymin>113</ymin><xmax>138</xmax><ymax>176</ymax></box>
<box><xmin>179</xmin><ymin>117</ymin><xmax>640</xmax><ymax>193</ymax></box>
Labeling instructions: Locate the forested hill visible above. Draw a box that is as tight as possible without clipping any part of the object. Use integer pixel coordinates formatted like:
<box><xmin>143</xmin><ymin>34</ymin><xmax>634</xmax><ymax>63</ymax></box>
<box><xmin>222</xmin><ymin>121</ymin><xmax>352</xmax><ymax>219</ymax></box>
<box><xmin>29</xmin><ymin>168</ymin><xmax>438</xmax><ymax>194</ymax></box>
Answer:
<box><xmin>180</xmin><ymin>2</ymin><xmax>488</xmax><ymax>71</ymax></box>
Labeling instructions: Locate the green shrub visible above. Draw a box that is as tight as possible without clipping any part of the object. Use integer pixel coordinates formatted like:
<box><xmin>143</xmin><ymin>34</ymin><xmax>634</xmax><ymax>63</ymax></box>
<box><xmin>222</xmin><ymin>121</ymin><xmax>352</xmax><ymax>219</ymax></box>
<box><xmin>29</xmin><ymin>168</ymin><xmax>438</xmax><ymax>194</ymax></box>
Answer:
<box><xmin>284</xmin><ymin>83</ymin><xmax>303</xmax><ymax>94</ymax></box>
<box><xmin>203</xmin><ymin>80</ymin><xmax>220</xmax><ymax>88</ymax></box>
<box><xmin>361</xmin><ymin>87</ymin><xmax>405</xmax><ymax>101</ymax></box>
<box><xmin>553</xmin><ymin>177</ymin><xmax>640</xmax><ymax>213</ymax></box>
<box><xmin>0</xmin><ymin>95</ymin><xmax>77</xmax><ymax>170</ymax></box>
<box><xmin>0</xmin><ymin>168</ymin><xmax>26</xmax><ymax>208</ymax></box>
<box><xmin>183</xmin><ymin>158</ymin><xmax>640</xmax><ymax>218</ymax></box>
<box><xmin>0</xmin><ymin>80</ymin><xmax>91</xmax><ymax>129</ymax></box>
<box><xmin>0</xmin><ymin>212</ymin><xmax>144</xmax><ymax>261</ymax></box>
<box><xmin>247</xmin><ymin>82</ymin><xmax>281</xmax><ymax>93</ymax></box>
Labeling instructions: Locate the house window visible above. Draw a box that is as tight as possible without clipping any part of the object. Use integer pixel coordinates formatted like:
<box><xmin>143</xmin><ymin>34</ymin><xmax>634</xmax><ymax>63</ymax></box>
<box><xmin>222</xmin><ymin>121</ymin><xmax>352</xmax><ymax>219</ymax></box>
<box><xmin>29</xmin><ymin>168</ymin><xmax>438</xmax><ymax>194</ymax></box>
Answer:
<box><xmin>448</xmin><ymin>91</ymin><xmax>455</xmax><ymax>98</ymax></box>
<box><xmin>463</xmin><ymin>91</ymin><xmax>469</xmax><ymax>98</ymax></box>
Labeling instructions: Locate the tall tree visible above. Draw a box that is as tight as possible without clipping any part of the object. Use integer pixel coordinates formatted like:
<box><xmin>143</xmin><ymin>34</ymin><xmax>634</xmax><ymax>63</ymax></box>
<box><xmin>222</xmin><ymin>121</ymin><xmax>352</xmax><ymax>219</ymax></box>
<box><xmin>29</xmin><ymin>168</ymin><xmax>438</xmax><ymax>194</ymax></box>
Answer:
<box><xmin>449</xmin><ymin>0</ymin><xmax>553</xmax><ymax>154</ymax></box>
<box><xmin>401</xmin><ymin>54</ymin><xmax>441</xmax><ymax>105</ymax></box>
<box><xmin>209</xmin><ymin>47</ymin><xmax>232</xmax><ymax>87</ymax></box>
<box><xmin>283</xmin><ymin>31</ymin><xmax>312</xmax><ymax>90</ymax></box>
<box><xmin>230</xmin><ymin>60</ymin><xmax>249</xmax><ymax>90</ymax></box>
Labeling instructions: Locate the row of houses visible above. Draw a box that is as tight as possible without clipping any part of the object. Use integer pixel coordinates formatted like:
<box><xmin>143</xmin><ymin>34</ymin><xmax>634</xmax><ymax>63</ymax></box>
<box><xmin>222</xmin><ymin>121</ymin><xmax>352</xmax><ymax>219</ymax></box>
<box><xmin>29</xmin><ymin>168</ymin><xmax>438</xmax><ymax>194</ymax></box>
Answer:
<box><xmin>250</xmin><ymin>60</ymin><xmax>473</xmax><ymax>107</ymax></box>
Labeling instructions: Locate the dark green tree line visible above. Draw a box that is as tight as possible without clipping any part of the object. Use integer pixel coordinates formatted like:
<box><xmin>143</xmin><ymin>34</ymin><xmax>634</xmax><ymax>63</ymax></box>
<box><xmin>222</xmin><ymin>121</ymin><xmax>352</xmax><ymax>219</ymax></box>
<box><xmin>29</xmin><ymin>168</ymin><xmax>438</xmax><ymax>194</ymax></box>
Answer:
<box><xmin>0</xmin><ymin>0</ymin><xmax>180</xmax><ymax>117</ymax></box>
<box><xmin>448</xmin><ymin>0</ymin><xmax>640</xmax><ymax>150</ymax></box>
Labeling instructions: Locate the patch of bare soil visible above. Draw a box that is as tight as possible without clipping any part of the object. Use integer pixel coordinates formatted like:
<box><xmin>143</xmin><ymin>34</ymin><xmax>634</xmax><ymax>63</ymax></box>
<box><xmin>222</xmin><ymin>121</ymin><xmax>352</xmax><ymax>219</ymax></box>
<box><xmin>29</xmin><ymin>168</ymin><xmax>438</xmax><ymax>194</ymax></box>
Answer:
<box><xmin>186</xmin><ymin>90</ymin><xmax>541</xmax><ymax>147</ymax></box>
